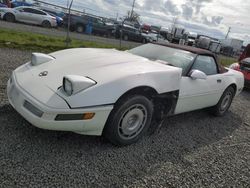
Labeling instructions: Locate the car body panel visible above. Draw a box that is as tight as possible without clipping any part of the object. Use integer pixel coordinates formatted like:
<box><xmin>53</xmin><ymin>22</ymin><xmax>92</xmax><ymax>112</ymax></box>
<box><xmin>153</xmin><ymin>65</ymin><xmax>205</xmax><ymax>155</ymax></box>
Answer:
<box><xmin>13</xmin><ymin>48</ymin><xmax>182</xmax><ymax>108</ymax></box>
<box><xmin>175</xmin><ymin>68</ymin><xmax>244</xmax><ymax>114</ymax></box>
<box><xmin>7</xmin><ymin>76</ymin><xmax>112</xmax><ymax>135</ymax></box>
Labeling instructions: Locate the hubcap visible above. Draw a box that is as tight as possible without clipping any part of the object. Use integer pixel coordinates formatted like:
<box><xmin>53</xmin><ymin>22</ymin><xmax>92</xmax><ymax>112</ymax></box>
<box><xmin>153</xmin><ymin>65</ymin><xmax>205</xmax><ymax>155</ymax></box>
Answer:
<box><xmin>77</xmin><ymin>26</ymin><xmax>83</xmax><ymax>33</ymax></box>
<box><xmin>220</xmin><ymin>92</ymin><xmax>232</xmax><ymax>112</ymax></box>
<box><xmin>118</xmin><ymin>104</ymin><xmax>147</xmax><ymax>140</ymax></box>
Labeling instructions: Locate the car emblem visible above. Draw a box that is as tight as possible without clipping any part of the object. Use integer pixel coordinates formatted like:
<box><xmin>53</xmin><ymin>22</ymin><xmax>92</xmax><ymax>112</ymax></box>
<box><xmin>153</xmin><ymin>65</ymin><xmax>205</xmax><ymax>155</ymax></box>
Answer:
<box><xmin>39</xmin><ymin>71</ymin><xmax>48</xmax><ymax>77</ymax></box>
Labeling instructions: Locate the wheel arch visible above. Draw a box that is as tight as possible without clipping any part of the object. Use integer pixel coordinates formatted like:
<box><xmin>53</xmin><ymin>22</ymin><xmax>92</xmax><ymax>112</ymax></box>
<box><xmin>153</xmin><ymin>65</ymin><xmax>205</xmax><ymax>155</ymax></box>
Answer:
<box><xmin>3</xmin><ymin>12</ymin><xmax>15</xmax><ymax>20</ymax></box>
<box><xmin>114</xmin><ymin>86</ymin><xmax>179</xmax><ymax>123</ymax></box>
<box><xmin>226</xmin><ymin>83</ymin><xmax>237</xmax><ymax>96</ymax></box>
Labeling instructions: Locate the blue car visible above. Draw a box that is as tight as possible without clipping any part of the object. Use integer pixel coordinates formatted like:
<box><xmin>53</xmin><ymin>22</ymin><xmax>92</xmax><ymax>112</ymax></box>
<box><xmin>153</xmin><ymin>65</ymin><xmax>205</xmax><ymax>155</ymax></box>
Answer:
<box><xmin>11</xmin><ymin>0</ymin><xmax>32</xmax><ymax>8</ymax></box>
<box><xmin>0</xmin><ymin>3</ymin><xmax>7</xmax><ymax>7</ymax></box>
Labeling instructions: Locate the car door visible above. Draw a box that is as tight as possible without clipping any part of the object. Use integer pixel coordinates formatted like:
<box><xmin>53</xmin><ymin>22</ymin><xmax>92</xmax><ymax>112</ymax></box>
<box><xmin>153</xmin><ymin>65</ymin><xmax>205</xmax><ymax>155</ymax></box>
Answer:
<box><xmin>14</xmin><ymin>7</ymin><xmax>32</xmax><ymax>23</ymax></box>
<box><xmin>28</xmin><ymin>8</ymin><xmax>47</xmax><ymax>25</ymax></box>
<box><xmin>175</xmin><ymin>55</ymin><xmax>225</xmax><ymax>114</ymax></box>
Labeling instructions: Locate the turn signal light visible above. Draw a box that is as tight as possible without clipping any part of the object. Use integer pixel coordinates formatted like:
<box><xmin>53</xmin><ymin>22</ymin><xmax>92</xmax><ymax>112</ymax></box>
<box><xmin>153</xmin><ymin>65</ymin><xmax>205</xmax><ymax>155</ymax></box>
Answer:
<box><xmin>82</xmin><ymin>113</ymin><xmax>95</xmax><ymax>120</ymax></box>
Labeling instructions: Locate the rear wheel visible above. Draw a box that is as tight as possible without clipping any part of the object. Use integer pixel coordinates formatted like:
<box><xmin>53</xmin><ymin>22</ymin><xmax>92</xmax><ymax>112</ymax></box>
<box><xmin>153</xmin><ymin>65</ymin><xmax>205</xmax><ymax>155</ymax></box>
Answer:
<box><xmin>104</xmin><ymin>95</ymin><xmax>153</xmax><ymax>146</ymax></box>
<box><xmin>211</xmin><ymin>86</ymin><xmax>235</xmax><ymax>116</ymax></box>
<box><xmin>42</xmin><ymin>20</ymin><xmax>51</xmax><ymax>28</ymax></box>
<box><xmin>76</xmin><ymin>24</ymin><xmax>85</xmax><ymax>33</ymax></box>
<box><xmin>5</xmin><ymin>13</ymin><xmax>15</xmax><ymax>22</ymax></box>
<box><xmin>123</xmin><ymin>35</ymin><xmax>129</xmax><ymax>41</ymax></box>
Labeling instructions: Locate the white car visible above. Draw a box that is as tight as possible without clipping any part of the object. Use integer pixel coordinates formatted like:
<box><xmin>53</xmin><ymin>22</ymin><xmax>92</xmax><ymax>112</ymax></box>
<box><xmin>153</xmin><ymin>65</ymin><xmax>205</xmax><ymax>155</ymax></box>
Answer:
<box><xmin>7</xmin><ymin>43</ymin><xmax>244</xmax><ymax>145</ymax></box>
<box><xmin>0</xmin><ymin>6</ymin><xmax>57</xmax><ymax>27</ymax></box>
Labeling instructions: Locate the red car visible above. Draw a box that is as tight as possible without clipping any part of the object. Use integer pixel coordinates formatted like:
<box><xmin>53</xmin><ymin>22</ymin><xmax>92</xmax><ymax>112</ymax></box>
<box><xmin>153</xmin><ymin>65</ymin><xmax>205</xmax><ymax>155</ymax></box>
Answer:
<box><xmin>230</xmin><ymin>44</ymin><xmax>250</xmax><ymax>88</ymax></box>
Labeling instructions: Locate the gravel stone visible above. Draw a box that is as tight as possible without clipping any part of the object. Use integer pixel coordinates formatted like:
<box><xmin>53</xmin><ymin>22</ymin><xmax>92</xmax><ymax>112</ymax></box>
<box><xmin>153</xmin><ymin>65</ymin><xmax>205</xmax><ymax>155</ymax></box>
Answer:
<box><xmin>0</xmin><ymin>48</ymin><xmax>249</xmax><ymax>187</ymax></box>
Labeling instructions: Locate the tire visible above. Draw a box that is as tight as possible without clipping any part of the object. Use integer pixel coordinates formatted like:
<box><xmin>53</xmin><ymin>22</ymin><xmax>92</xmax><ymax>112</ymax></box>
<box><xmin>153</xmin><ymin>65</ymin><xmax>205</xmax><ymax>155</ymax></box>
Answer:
<box><xmin>104</xmin><ymin>95</ymin><xmax>154</xmax><ymax>146</ymax></box>
<box><xmin>76</xmin><ymin>24</ymin><xmax>85</xmax><ymax>33</ymax></box>
<box><xmin>42</xmin><ymin>20</ymin><xmax>51</xmax><ymax>28</ymax></box>
<box><xmin>123</xmin><ymin>35</ymin><xmax>129</xmax><ymax>41</ymax></box>
<box><xmin>211</xmin><ymin>86</ymin><xmax>235</xmax><ymax>117</ymax></box>
<box><xmin>5</xmin><ymin>13</ymin><xmax>15</xmax><ymax>22</ymax></box>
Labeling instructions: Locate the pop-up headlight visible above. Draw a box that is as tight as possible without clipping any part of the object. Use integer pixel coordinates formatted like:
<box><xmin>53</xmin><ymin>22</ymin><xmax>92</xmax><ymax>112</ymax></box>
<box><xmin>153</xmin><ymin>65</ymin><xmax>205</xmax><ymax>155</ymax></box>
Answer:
<box><xmin>63</xmin><ymin>75</ymin><xmax>96</xmax><ymax>96</ymax></box>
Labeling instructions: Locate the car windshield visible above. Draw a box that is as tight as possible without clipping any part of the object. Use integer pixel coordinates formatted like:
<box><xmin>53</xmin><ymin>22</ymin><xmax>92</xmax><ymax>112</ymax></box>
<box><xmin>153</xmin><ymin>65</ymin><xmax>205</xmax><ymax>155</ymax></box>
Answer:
<box><xmin>128</xmin><ymin>43</ymin><xmax>196</xmax><ymax>74</ymax></box>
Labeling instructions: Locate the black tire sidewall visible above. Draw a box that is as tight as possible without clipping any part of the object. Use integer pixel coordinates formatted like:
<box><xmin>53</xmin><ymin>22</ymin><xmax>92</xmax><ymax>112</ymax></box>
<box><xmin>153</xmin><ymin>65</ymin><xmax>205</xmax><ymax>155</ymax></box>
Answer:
<box><xmin>104</xmin><ymin>95</ymin><xmax>153</xmax><ymax>146</ymax></box>
<box><xmin>213</xmin><ymin>86</ymin><xmax>235</xmax><ymax>116</ymax></box>
<box><xmin>42</xmin><ymin>21</ymin><xmax>51</xmax><ymax>28</ymax></box>
<box><xmin>6</xmin><ymin>13</ymin><xmax>15</xmax><ymax>22</ymax></box>
<box><xmin>124</xmin><ymin>35</ymin><xmax>129</xmax><ymax>41</ymax></box>
<box><xmin>76</xmin><ymin>25</ymin><xmax>85</xmax><ymax>33</ymax></box>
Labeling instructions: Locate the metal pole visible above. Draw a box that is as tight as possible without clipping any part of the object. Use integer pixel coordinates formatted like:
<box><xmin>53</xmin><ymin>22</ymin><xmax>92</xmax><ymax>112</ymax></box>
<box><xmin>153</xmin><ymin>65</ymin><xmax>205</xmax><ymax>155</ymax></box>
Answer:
<box><xmin>130</xmin><ymin>0</ymin><xmax>135</xmax><ymax>19</ymax></box>
<box><xmin>225</xmin><ymin>27</ymin><xmax>231</xmax><ymax>39</ymax></box>
<box><xmin>66</xmin><ymin>0</ymin><xmax>74</xmax><ymax>47</ymax></box>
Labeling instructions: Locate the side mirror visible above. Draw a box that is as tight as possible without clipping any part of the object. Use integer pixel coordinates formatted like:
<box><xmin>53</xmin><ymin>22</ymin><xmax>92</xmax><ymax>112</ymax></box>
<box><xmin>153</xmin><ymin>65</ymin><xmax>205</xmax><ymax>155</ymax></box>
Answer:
<box><xmin>189</xmin><ymin>70</ymin><xmax>207</xmax><ymax>80</ymax></box>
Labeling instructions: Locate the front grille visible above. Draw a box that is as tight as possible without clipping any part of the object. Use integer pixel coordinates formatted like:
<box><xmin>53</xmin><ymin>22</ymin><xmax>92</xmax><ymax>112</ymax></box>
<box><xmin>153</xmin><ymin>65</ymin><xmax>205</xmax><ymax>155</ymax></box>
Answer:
<box><xmin>23</xmin><ymin>100</ymin><xmax>43</xmax><ymax>118</ymax></box>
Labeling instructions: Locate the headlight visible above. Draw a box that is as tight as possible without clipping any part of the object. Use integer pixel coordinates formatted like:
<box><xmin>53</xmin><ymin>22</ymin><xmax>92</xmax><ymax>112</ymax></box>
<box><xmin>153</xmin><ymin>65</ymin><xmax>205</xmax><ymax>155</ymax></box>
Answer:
<box><xmin>63</xmin><ymin>75</ymin><xmax>96</xmax><ymax>96</ymax></box>
<box><xmin>63</xmin><ymin>77</ymin><xmax>73</xmax><ymax>95</ymax></box>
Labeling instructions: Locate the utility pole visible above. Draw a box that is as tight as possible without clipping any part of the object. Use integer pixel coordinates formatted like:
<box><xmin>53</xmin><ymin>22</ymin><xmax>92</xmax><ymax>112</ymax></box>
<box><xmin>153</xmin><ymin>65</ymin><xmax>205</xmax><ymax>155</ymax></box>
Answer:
<box><xmin>225</xmin><ymin>27</ymin><xmax>231</xmax><ymax>39</ymax></box>
<box><xmin>65</xmin><ymin>0</ymin><xmax>74</xmax><ymax>47</ymax></box>
<box><xmin>130</xmin><ymin>0</ymin><xmax>135</xmax><ymax>19</ymax></box>
<box><xmin>66</xmin><ymin>0</ymin><xmax>69</xmax><ymax>8</ymax></box>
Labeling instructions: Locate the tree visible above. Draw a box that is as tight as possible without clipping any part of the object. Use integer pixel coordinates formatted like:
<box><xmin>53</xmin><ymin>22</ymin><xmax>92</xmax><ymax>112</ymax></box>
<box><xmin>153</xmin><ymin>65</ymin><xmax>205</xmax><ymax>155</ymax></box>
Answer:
<box><xmin>125</xmin><ymin>10</ymin><xmax>140</xmax><ymax>23</ymax></box>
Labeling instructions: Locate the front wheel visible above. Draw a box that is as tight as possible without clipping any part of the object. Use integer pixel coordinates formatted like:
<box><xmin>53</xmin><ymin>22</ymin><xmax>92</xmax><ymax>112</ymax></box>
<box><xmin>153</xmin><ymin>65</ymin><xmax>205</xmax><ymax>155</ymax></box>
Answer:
<box><xmin>104</xmin><ymin>95</ymin><xmax>153</xmax><ymax>146</ymax></box>
<box><xmin>211</xmin><ymin>86</ymin><xmax>235</xmax><ymax>116</ymax></box>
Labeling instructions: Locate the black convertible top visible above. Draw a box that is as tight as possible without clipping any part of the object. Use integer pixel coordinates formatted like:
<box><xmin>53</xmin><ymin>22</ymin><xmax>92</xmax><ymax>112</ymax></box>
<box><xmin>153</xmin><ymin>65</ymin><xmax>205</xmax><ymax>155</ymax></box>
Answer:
<box><xmin>153</xmin><ymin>42</ymin><xmax>227</xmax><ymax>74</ymax></box>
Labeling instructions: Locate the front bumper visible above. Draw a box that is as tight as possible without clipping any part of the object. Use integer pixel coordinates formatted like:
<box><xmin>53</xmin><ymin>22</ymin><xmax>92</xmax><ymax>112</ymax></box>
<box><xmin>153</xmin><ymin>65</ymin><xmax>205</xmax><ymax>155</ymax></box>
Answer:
<box><xmin>7</xmin><ymin>74</ymin><xmax>113</xmax><ymax>136</ymax></box>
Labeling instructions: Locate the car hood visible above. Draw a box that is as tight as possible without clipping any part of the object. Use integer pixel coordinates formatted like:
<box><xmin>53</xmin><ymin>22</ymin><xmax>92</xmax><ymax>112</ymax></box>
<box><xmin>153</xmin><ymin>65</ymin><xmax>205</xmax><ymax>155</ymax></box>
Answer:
<box><xmin>14</xmin><ymin>48</ymin><xmax>181</xmax><ymax>107</ymax></box>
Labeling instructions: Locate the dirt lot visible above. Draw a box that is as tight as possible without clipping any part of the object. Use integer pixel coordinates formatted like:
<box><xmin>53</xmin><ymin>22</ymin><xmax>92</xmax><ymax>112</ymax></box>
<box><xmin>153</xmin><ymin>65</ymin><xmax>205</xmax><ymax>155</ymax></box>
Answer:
<box><xmin>0</xmin><ymin>48</ymin><xmax>249</xmax><ymax>187</ymax></box>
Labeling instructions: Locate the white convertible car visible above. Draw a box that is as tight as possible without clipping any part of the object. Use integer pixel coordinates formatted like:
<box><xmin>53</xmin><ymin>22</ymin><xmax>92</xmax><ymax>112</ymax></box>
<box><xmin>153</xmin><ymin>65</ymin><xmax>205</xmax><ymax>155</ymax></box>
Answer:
<box><xmin>7</xmin><ymin>43</ymin><xmax>244</xmax><ymax>145</ymax></box>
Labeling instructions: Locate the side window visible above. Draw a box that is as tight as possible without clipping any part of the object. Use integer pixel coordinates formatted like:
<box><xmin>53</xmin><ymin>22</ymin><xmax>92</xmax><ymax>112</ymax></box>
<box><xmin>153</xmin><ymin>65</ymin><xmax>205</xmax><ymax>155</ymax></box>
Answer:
<box><xmin>192</xmin><ymin>55</ymin><xmax>218</xmax><ymax>75</ymax></box>
<box><xmin>23</xmin><ymin>8</ymin><xmax>32</xmax><ymax>13</ymax></box>
<box><xmin>32</xmin><ymin>9</ymin><xmax>46</xmax><ymax>15</ymax></box>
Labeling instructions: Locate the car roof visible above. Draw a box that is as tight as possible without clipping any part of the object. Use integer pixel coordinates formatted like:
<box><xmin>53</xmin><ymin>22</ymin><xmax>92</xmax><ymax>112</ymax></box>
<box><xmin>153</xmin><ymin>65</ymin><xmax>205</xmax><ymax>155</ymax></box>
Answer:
<box><xmin>154</xmin><ymin>42</ymin><xmax>215</xmax><ymax>57</ymax></box>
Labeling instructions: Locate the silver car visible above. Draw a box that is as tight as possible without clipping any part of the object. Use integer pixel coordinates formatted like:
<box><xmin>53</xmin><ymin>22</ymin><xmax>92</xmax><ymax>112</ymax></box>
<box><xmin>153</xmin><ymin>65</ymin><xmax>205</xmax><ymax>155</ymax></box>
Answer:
<box><xmin>0</xmin><ymin>6</ymin><xmax>57</xmax><ymax>28</ymax></box>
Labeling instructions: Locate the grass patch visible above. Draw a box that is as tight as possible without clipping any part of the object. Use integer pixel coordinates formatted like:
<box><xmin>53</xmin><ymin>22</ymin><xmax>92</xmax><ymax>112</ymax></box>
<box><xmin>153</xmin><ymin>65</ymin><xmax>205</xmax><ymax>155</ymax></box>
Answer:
<box><xmin>0</xmin><ymin>28</ymin><xmax>127</xmax><ymax>53</ymax></box>
<box><xmin>219</xmin><ymin>55</ymin><xmax>238</xmax><ymax>67</ymax></box>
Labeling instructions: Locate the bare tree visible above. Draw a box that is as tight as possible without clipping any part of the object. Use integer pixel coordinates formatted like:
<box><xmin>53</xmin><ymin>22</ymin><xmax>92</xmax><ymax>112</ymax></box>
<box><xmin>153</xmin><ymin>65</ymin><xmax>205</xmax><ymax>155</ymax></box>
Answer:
<box><xmin>125</xmin><ymin>10</ymin><xmax>140</xmax><ymax>23</ymax></box>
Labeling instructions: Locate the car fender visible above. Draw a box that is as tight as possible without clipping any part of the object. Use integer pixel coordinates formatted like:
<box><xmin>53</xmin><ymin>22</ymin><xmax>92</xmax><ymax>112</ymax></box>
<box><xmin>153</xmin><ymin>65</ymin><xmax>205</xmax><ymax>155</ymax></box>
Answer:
<box><xmin>62</xmin><ymin>68</ymin><xmax>182</xmax><ymax>108</ymax></box>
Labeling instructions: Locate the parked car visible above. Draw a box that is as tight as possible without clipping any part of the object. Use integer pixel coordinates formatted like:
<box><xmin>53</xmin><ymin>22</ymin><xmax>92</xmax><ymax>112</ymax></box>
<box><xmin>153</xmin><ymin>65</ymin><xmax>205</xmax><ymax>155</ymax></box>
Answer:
<box><xmin>7</xmin><ymin>43</ymin><xmax>244</xmax><ymax>145</ymax></box>
<box><xmin>10</xmin><ymin>0</ymin><xmax>33</xmax><ymax>7</ymax></box>
<box><xmin>0</xmin><ymin>3</ymin><xmax>7</xmax><ymax>7</ymax></box>
<box><xmin>230</xmin><ymin>58</ymin><xmax>250</xmax><ymax>88</ymax></box>
<box><xmin>0</xmin><ymin>6</ymin><xmax>57</xmax><ymax>27</ymax></box>
<box><xmin>143</xmin><ymin>32</ymin><xmax>168</xmax><ymax>44</ymax></box>
<box><xmin>115</xmin><ymin>24</ymin><xmax>148</xmax><ymax>43</ymax></box>
<box><xmin>64</xmin><ymin>14</ymin><xmax>116</xmax><ymax>36</ymax></box>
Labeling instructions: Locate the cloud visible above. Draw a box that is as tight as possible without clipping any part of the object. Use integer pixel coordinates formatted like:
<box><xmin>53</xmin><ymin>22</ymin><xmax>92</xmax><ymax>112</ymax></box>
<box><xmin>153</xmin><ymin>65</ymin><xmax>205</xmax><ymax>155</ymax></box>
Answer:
<box><xmin>202</xmin><ymin>15</ymin><xmax>223</xmax><ymax>26</ymax></box>
<box><xmin>181</xmin><ymin>4</ymin><xmax>193</xmax><ymax>20</ymax></box>
<box><xmin>164</xmin><ymin>0</ymin><xmax>180</xmax><ymax>15</ymax></box>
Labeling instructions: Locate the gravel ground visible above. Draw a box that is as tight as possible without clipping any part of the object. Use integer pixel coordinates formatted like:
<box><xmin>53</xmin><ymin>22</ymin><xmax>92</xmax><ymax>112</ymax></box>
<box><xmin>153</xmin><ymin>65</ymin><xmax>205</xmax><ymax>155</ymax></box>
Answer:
<box><xmin>0</xmin><ymin>20</ymin><xmax>140</xmax><ymax>49</ymax></box>
<box><xmin>0</xmin><ymin>48</ymin><xmax>250</xmax><ymax>187</ymax></box>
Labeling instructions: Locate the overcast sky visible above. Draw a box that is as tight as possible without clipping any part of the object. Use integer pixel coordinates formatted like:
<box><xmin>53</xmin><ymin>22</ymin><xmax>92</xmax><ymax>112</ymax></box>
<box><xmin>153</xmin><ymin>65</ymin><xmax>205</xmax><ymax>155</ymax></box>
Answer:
<box><xmin>44</xmin><ymin>0</ymin><xmax>250</xmax><ymax>45</ymax></box>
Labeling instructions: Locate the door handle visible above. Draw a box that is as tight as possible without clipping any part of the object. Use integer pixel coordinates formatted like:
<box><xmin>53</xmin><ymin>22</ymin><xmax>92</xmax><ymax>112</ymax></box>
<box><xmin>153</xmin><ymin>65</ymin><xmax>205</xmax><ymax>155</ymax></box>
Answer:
<box><xmin>217</xmin><ymin>79</ymin><xmax>222</xmax><ymax>83</ymax></box>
